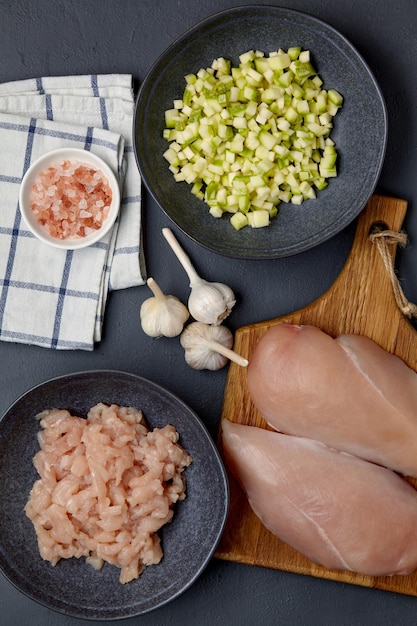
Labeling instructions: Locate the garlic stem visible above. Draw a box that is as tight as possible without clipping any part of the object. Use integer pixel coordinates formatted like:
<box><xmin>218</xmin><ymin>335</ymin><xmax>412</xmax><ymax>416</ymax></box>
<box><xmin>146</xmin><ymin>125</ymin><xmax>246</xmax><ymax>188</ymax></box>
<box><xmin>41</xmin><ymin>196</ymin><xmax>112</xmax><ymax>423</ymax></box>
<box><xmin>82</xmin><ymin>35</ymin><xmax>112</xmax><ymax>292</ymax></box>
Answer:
<box><xmin>206</xmin><ymin>339</ymin><xmax>249</xmax><ymax>367</ymax></box>
<box><xmin>162</xmin><ymin>228</ymin><xmax>201</xmax><ymax>286</ymax></box>
<box><xmin>146</xmin><ymin>277</ymin><xmax>165</xmax><ymax>299</ymax></box>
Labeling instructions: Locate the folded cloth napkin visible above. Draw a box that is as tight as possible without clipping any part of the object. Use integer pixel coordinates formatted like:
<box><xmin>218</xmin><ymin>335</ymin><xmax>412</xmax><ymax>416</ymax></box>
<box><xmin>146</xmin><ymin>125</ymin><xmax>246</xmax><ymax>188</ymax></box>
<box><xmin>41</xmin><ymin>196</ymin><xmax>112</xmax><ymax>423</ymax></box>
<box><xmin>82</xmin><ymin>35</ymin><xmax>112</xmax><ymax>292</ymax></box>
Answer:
<box><xmin>0</xmin><ymin>74</ymin><xmax>146</xmax><ymax>350</ymax></box>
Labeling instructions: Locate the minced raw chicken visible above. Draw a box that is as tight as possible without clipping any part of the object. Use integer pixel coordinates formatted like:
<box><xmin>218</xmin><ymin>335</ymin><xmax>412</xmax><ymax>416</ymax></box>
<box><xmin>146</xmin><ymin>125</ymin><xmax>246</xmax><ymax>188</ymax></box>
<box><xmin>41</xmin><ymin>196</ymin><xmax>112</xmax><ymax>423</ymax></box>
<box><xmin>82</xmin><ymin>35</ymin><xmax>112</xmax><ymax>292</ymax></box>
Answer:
<box><xmin>29</xmin><ymin>159</ymin><xmax>112</xmax><ymax>240</ymax></box>
<box><xmin>24</xmin><ymin>403</ymin><xmax>192</xmax><ymax>584</ymax></box>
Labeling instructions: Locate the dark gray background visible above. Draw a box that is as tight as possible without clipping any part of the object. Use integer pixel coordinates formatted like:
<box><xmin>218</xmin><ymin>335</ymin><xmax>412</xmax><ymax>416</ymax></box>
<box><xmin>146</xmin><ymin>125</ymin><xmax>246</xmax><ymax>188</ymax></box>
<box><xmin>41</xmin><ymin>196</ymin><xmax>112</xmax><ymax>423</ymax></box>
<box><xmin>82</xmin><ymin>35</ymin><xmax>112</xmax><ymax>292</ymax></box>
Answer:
<box><xmin>1</xmin><ymin>0</ymin><xmax>417</xmax><ymax>624</ymax></box>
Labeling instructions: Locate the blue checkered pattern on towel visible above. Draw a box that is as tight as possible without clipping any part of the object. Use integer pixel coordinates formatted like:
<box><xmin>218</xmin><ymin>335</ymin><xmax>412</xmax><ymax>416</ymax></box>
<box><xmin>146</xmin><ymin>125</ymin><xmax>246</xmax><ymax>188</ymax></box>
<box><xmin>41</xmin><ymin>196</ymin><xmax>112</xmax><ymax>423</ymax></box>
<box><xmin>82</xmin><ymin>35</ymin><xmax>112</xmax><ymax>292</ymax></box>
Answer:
<box><xmin>0</xmin><ymin>74</ymin><xmax>146</xmax><ymax>351</ymax></box>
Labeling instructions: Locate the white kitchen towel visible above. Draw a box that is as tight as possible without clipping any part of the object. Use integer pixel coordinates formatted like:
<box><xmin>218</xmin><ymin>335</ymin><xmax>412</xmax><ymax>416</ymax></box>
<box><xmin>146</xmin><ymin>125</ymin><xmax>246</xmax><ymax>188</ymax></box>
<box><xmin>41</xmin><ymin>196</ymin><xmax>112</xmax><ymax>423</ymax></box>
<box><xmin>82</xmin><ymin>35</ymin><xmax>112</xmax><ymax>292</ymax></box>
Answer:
<box><xmin>0</xmin><ymin>74</ymin><xmax>146</xmax><ymax>351</ymax></box>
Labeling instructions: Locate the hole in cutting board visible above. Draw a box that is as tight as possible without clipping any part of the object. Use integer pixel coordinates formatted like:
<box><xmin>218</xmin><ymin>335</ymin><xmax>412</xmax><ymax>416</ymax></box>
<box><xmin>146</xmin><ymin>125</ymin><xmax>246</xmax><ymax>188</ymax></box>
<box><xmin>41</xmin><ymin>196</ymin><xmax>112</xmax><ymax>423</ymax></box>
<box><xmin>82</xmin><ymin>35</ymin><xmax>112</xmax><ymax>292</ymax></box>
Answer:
<box><xmin>369</xmin><ymin>220</ymin><xmax>389</xmax><ymax>235</ymax></box>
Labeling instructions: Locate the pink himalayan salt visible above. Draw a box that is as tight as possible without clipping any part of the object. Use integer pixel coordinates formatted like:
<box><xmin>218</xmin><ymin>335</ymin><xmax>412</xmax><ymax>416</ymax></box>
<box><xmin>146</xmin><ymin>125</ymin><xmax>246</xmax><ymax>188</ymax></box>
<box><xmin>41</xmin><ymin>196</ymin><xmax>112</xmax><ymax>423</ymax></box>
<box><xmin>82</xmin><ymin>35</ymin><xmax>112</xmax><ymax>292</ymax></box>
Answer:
<box><xmin>29</xmin><ymin>159</ymin><xmax>113</xmax><ymax>240</ymax></box>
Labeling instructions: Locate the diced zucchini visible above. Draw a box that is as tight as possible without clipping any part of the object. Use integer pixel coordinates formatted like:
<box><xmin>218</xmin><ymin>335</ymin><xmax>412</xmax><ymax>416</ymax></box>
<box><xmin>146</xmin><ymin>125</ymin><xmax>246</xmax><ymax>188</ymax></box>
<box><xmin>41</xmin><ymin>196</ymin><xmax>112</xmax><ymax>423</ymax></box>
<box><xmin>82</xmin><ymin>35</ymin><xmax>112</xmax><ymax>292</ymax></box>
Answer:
<box><xmin>268</xmin><ymin>53</ymin><xmax>291</xmax><ymax>71</ymax></box>
<box><xmin>248</xmin><ymin>209</ymin><xmax>270</xmax><ymax>228</ymax></box>
<box><xmin>230</xmin><ymin>211</ymin><xmax>249</xmax><ymax>230</ymax></box>
<box><xmin>328</xmin><ymin>89</ymin><xmax>344</xmax><ymax>107</ymax></box>
<box><xmin>287</xmin><ymin>46</ymin><xmax>302</xmax><ymax>61</ymax></box>
<box><xmin>163</xmin><ymin>47</ymin><xmax>343</xmax><ymax>230</ymax></box>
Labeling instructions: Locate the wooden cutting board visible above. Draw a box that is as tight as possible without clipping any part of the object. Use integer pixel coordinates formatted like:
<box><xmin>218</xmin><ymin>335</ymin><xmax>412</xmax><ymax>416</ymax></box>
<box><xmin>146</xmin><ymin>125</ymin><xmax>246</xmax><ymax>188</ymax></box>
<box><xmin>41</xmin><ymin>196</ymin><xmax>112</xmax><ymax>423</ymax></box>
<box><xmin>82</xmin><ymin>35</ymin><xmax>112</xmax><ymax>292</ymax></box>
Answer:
<box><xmin>215</xmin><ymin>194</ymin><xmax>417</xmax><ymax>596</ymax></box>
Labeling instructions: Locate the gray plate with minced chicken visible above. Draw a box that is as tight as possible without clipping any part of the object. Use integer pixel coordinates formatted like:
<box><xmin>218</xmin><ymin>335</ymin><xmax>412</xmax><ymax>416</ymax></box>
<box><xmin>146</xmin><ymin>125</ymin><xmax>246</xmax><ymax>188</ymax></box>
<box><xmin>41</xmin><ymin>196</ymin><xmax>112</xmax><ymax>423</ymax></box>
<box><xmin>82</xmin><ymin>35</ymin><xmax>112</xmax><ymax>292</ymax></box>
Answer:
<box><xmin>0</xmin><ymin>370</ymin><xmax>229</xmax><ymax>620</ymax></box>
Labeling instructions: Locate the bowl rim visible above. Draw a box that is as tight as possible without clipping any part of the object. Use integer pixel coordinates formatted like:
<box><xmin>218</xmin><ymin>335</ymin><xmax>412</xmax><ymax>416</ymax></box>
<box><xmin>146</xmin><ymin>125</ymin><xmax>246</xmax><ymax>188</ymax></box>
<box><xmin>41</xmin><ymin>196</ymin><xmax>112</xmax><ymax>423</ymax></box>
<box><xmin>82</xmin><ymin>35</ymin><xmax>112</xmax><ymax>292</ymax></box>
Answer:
<box><xmin>133</xmin><ymin>4</ymin><xmax>388</xmax><ymax>259</ymax></box>
<box><xmin>19</xmin><ymin>147</ymin><xmax>121</xmax><ymax>251</ymax></box>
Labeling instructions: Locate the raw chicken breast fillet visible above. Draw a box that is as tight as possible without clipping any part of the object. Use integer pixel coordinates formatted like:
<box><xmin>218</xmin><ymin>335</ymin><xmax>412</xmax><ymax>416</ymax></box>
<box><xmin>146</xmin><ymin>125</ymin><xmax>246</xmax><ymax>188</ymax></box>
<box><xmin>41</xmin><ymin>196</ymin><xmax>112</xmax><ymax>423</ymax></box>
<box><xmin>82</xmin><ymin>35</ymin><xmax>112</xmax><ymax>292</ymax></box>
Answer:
<box><xmin>221</xmin><ymin>419</ymin><xmax>417</xmax><ymax>576</ymax></box>
<box><xmin>247</xmin><ymin>323</ymin><xmax>417</xmax><ymax>477</ymax></box>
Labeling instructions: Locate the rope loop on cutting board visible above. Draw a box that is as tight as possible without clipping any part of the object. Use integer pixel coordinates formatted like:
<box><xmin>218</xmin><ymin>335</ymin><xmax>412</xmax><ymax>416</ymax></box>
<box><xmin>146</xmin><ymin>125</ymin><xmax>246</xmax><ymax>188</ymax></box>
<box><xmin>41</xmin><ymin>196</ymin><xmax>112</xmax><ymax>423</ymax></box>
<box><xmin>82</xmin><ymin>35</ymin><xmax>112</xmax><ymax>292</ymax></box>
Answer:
<box><xmin>370</xmin><ymin>228</ymin><xmax>417</xmax><ymax>319</ymax></box>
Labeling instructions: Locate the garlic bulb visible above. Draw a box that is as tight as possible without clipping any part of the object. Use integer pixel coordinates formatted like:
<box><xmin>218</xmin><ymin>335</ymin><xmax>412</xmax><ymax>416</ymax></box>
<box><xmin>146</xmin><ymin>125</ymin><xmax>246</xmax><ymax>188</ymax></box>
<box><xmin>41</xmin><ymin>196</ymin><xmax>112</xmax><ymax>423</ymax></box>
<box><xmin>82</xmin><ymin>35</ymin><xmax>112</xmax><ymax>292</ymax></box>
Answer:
<box><xmin>180</xmin><ymin>321</ymin><xmax>249</xmax><ymax>371</ymax></box>
<box><xmin>188</xmin><ymin>280</ymin><xmax>235</xmax><ymax>326</ymax></box>
<box><xmin>162</xmin><ymin>228</ymin><xmax>236</xmax><ymax>325</ymax></box>
<box><xmin>140</xmin><ymin>277</ymin><xmax>189</xmax><ymax>338</ymax></box>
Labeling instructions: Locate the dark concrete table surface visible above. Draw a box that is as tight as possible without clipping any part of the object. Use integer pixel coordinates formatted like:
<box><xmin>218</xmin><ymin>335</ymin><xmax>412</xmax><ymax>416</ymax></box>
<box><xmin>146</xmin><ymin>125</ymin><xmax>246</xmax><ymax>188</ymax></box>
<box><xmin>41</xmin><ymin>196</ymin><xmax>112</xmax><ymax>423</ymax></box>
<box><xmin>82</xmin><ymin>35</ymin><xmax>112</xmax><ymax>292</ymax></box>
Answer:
<box><xmin>1</xmin><ymin>1</ymin><xmax>417</xmax><ymax>624</ymax></box>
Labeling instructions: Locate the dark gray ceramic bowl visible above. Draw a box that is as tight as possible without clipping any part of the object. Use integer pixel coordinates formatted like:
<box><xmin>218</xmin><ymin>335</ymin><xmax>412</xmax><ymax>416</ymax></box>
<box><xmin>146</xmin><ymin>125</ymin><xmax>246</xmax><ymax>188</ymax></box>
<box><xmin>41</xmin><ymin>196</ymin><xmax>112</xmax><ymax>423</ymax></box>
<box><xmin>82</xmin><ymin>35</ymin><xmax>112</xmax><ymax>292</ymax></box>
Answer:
<box><xmin>134</xmin><ymin>5</ymin><xmax>387</xmax><ymax>259</ymax></box>
<box><xmin>0</xmin><ymin>371</ymin><xmax>229</xmax><ymax>620</ymax></box>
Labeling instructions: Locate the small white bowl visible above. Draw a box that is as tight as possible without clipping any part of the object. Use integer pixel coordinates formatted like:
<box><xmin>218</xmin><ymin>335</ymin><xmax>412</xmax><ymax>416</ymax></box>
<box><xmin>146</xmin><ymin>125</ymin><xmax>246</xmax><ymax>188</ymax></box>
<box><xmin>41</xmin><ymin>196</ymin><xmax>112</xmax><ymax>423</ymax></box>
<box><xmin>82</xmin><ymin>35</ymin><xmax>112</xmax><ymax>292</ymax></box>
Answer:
<box><xmin>19</xmin><ymin>148</ymin><xmax>121</xmax><ymax>250</ymax></box>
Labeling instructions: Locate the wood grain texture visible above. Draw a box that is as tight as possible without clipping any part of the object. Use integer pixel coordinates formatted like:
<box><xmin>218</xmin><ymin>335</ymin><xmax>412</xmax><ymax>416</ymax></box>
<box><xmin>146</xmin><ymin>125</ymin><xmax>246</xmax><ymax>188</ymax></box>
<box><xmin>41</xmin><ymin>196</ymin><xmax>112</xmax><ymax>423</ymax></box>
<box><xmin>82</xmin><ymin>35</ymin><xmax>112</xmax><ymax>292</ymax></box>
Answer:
<box><xmin>216</xmin><ymin>194</ymin><xmax>417</xmax><ymax>596</ymax></box>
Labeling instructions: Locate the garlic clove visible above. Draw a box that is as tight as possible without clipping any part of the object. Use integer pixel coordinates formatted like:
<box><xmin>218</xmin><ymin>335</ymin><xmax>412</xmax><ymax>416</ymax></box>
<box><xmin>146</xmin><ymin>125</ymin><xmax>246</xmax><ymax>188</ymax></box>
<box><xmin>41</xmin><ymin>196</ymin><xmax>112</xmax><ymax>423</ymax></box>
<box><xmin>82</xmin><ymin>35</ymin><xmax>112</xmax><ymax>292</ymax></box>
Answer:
<box><xmin>188</xmin><ymin>280</ymin><xmax>236</xmax><ymax>325</ymax></box>
<box><xmin>140</xmin><ymin>296</ymin><xmax>188</xmax><ymax>338</ymax></box>
<box><xmin>140</xmin><ymin>277</ymin><xmax>189</xmax><ymax>338</ymax></box>
<box><xmin>140</xmin><ymin>297</ymin><xmax>164</xmax><ymax>337</ymax></box>
<box><xmin>184</xmin><ymin>336</ymin><xmax>229</xmax><ymax>370</ymax></box>
<box><xmin>209</xmin><ymin>281</ymin><xmax>236</xmax><ymax>319</ymax></box>
<box><xmin>180</xmin><ymin>321</ymin><xmax>248</xmax><ymax>370</ymax></box>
